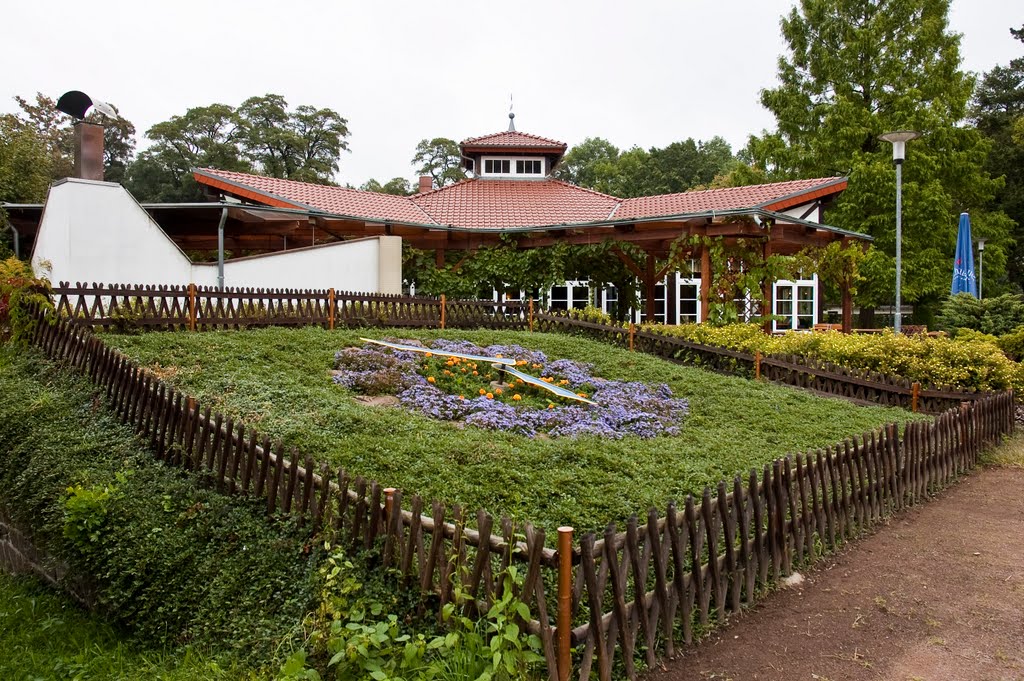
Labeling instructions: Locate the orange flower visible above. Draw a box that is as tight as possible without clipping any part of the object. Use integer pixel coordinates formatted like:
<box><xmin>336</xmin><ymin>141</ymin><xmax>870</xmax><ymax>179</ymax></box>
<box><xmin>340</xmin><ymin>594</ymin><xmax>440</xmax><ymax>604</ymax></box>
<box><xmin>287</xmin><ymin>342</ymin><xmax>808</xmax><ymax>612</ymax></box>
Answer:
<box><xmin>547</xmin><ymin>403</ymin><xmax>555</xmax><ymax>409</ymax></box>
<box><xmin>472</xmin><ymin>370</ymin><xmax>478</xmax><ymax>376</ymax></box>
<box><xmin>425</xmin><ymin>352</ymin><xmax>432</xmax><ymax>357</ymax></box>
<box><xmin>512</xmin><ymin>394</ymin><xmax>522</xmax><ymax>401</ymax></box>
<box><xmin>559</xmin><ymin>379</ymin><xmax>569</xmax><ymax>385</ymax></box>
<box><xmin>479</xmin><ymin>388</ymin><xmax>487</xmax><ymax>395</ymax></box>
<box><xmin>458</xmin><ymin>395</ymin><xmax>465</xmax><ymax>400</ymax></box>
<box><xmin>427</xmin><ymin>376</ymin><xmax>435</xmax><ymax>383</ymax></box>
<box><xmin>494</xmin><ymin>388</ymin><xmax>503</xmax><ymax>395</ymax></box>
<box><xmin>532</xmin><ymin>363</ymin><xmax>541</xmax><ymax>369</ymax></box>
<box><xmin>577</xmin><ymin>392</ymin><xmax>588</xmax><ymax>398</ymax></box>
<box><xmin>495</xmin><ymin>354</ymin><xmax>503</xmax><ymax>358</ymax></box>
<box><xmin>486</xmin><ymin>392</ymin><xmax>494</xmax><ymax>400</ymax></box>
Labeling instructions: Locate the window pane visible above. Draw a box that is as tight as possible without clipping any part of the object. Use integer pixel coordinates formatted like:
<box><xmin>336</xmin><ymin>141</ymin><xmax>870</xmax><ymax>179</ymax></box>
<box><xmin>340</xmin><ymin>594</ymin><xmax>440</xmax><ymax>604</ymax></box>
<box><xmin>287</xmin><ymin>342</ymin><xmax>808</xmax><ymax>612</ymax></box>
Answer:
<box><xmin>572</xmin><ymin>286</ymin><xmax>590</xmax><ymax>309</ymax></box>
<box><xmin>797</xmin><ymin>301</ymin><xmax>814</xmax><ymax>315</ymax></box>
<box><xmin>798</xmin><ymin>285</ymin><xmax>815</xmax><ymax>302</ymax></box>
<box><xmin>776</xmin><ymin>285</ymin><xmax>793</xmax><ymax>301</ymax></box>
<box><xmin>777</xmin><ymin>301</ymin><xmax>793</xmax><ymax>316</ymax></box>
<box><xmin>516</xmin><ymin>160</ymin><xmax>524</xmax><ymax>173</ymax></box>
<box><xmin>797</xmin><ymin>315</ymin><xmax>813</xmax><ymax>330</ymax></box>
<box><xmin>502</xmin><ymin>160</ymin><xmax>510</xmax><ymax>173</ymax></box>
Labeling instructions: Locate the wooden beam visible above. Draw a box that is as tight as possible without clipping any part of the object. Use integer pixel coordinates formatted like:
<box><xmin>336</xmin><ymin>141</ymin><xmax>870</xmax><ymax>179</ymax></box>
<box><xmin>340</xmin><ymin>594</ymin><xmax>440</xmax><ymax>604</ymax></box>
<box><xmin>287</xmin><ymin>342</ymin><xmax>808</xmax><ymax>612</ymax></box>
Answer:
<box><xmin>611</xmin><ymin>245</ymin><xmax>646</xmax><ymax>280</ymax></box>
<box><xmin>644</xmin><ymin>250</ymin><xmax>657</xmax><ymax>322</ymax></box>
<box><xmin>700</xmin><ymin>246</ymin><xmax>711</xmax><ymax>322</ymax></box>
<box><xmin>761</xmin><ymin>240</ymin><xmax>773</xmax><ymax>334</ymax></box>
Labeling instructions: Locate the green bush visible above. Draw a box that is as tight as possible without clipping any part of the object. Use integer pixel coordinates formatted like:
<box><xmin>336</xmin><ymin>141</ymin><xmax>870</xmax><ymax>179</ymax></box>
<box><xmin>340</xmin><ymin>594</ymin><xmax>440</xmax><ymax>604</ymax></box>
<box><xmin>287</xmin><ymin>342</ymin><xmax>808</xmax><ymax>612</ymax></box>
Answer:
<box><xmin>649</xmin><ymin>323</ymin><xmax>1023</xmax><ymax>393</ymax></box>
<box><xmin>0</xmin><ymin>256</ymin><xmax>52</xmax><ymax>343</ymax></box>
<box><xmin>997</xmin><ymin>326</ymin><xmax>1024</xmax><ymax>362</ymax></box>
<box><xmin>937</xmin><ymin>293</ymin><xmax>1024</xmax><ymax>336</ymax></box>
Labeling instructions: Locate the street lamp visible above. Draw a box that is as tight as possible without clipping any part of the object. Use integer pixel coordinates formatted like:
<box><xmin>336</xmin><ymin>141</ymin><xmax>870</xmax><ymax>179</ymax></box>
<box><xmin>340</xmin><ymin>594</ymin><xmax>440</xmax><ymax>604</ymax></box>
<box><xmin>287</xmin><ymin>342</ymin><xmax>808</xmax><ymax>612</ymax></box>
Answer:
<box><xmin>879</xmin><ymin>130</ymin><xmax>922</xmax><ymax>333</ymax></box>
<box><xmin>977</xmin><ymin>239</ymin><xmax>987</xmax><ymax>300</ymax></box>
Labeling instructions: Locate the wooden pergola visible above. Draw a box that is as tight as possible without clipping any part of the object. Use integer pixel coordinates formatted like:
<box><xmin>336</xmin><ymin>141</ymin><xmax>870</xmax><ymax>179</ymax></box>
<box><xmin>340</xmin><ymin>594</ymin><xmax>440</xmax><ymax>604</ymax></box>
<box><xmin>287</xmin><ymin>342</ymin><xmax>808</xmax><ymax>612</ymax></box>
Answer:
<box><xmin>4</xmin><ymin>196</ymin><xmax>869</xmax><ymax>332</ymax></box>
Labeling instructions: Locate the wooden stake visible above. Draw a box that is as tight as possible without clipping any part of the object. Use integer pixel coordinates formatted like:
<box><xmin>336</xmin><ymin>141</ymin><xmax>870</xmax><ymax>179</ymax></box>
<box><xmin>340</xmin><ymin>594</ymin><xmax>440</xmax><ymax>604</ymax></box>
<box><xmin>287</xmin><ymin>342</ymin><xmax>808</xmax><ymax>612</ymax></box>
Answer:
<box><xmin>912</xmin><ymin>382</ymin><xmax>920</xmax><ymax>413</ymax></box>
<box><xmin>188</xmin><ymin>283</ymin><xmax>197</xmax><ymax>331</ymax></box>
<box><xmin>328</xmin><ymin>288</ymin><xmax>336</xmax><ymax>330</ymax></box>
<box><xmin>557</xmin><ymin>526</ymin><xmax>573</xmax><ymax>681</ymax></box>
<box><xmin>629</xmin><ymin>322</ymin><xmax>636</xmax><ymax>352</ymax></box>
<box><xmin>440</xmin><ymin>294</ymin><xmax>446</xmax><ymax>330</ymax></box>
<box><xmin>528</xmin><ymin>298</ymin><xmax>534</xmax><ymax>332</ymax></box>
<box><xmin>755</xmin><ymin>350</ymin><xmax>762</xmax><ymax>380</ymax></box>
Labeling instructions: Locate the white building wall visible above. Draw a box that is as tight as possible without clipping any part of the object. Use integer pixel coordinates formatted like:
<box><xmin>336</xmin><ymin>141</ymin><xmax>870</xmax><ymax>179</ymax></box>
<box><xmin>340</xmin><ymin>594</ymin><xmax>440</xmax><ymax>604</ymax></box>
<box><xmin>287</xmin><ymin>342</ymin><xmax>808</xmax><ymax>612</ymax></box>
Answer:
<box><xmin>31</xmin><ymin>179</ymin><xmax>401</xmax><ymax>294</ymax></box>
<box><xmin>32</xmin><ymin>179</ymin><xmax>193</xmax><ymax>285</ymax></box>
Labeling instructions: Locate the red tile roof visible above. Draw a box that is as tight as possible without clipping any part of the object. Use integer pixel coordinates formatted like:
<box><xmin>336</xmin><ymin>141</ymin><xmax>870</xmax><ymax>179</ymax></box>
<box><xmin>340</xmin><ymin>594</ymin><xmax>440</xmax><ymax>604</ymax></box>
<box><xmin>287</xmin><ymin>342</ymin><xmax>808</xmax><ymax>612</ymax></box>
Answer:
<box><xmin>193</xmin><ymin>168</ymin><xmax>846</xmax><ymax>230</ymax></box>
<box><xmin>460</xmin><ymin>130</ymin><xmax>567</xmax><ymax>151</ymax></box>
<box><xmin>193</xmin><ymin>168</ymin><xmax>434</xmax><ymax>224</ymax></box>
<box><xmin>615</xmin><ymin>177</ymin><xmax>847</xmax><ymax>220</ymax></box>
<box><xmin>412</xmin><ymin>179</ymin><xmax>618</xmax><ymax>229</ymax></box>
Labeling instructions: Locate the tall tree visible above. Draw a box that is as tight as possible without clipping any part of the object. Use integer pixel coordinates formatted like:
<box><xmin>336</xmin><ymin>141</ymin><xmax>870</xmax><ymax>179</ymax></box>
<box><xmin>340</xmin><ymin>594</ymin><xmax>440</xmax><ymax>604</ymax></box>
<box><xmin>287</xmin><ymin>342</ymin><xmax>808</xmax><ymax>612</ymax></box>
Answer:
<box><xmin>359</xmin><ymin>177</ymin><xmax>414</xmax><ymax>195</ymax></box>
<box><xmin>554</xmin><ymin>137</ymin><xmax>620</xmax><ymax>188</ymax></box>
<box><xmin>555</xmin><ymin>136</ymin><xmax>733</xmax><ymax>197</ymax></box>
<box><xmin>236</xmin><ymin>94</ymin><xmax>349</xmax><ymax>183</ymax></box>
<box><xmin>412</xmin><ymin>138</ymin><xmax>465</xmax><ymax>189</ymax></box>
<box><xmin>747</xmin><ymin>0</ymin><xmax>1013</xmax><ymax>319</ymax></box>
<box><xmin>8</xmin><ymin>93</ymin><xmax>136</xmax><ymax>184</ymax></box>
<box><xmin>125</xmin><ymin>103</ymin><xmax>248</xmax><ymax>202</ymax></box>
<box><xmin>973</xmin><ymin>25</ymin><xmax>1024</xmax><ymax>289</ymax></box>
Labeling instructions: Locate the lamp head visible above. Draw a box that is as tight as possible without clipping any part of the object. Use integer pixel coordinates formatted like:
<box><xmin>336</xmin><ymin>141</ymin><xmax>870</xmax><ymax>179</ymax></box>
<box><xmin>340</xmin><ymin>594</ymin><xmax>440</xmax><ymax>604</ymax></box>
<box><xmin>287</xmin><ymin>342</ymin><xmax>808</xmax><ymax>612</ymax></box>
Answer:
<box><xmin>977</xmin><ymin>238</ymin><xmax>987</xmax><ymax>252</ymax></box>
<box><xmin>879</xmin><ymin>130</ymin><xmax>922</xmax><ymax>162</ymax></box>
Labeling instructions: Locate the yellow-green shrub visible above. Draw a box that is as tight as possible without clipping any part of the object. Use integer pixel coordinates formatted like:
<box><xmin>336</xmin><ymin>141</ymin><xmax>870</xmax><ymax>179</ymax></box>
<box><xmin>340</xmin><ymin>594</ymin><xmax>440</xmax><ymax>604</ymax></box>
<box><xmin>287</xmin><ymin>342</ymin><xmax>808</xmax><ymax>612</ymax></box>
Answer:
<box><xmin>649</xmin><ymin>323</ymin><xmax>1022</xmax><ymax>394</ymax></box>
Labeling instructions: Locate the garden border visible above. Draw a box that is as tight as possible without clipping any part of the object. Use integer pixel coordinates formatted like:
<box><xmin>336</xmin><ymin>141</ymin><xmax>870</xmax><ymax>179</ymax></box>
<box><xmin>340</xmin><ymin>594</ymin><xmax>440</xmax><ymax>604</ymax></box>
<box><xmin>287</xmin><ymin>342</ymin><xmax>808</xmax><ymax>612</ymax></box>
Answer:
<box><xmin>25</xmin><ymin>294</ymin><xmax>1018</xmax><ymax>680</ymax></box>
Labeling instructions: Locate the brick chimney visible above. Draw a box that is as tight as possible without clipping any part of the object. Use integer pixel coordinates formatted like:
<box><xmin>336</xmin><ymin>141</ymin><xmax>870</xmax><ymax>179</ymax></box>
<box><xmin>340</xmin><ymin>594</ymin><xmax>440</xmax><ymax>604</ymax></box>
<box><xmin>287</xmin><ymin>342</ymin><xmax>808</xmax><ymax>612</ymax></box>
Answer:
<box><xmin>418</xmin><ymin>176</ymin><xmax>433</xmax><ymax>193</ymax></box>
<box><xmin>74</xmin><ymin>121</ymin><xmax>104</xmax><ymax>181</ymax></box>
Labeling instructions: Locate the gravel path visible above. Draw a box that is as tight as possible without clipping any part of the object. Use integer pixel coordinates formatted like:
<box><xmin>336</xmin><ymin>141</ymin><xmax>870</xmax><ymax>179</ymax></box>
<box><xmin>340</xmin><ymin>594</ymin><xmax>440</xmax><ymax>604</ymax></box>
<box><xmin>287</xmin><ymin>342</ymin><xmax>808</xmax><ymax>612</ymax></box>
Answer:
<box><xmin>643</xmin><ymin>466</ymin><xmax>1024</xmax><ymax>681</ymax></box>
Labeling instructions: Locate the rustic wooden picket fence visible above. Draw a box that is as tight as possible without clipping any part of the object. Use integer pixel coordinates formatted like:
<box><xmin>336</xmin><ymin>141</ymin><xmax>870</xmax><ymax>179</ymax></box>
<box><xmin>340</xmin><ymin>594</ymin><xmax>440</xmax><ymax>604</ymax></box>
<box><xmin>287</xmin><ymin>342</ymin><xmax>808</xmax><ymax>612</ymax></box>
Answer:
<box><xmin>51</xmin><ymin>282</ymin><xmax>993</xmax><ymax>415</ymax></box>
<box><xmin>52</xmin><ymin>282</ymin><xmax>527</xmax><ymax>331</ymax></box>
<box><xmin>24</xmin><ymin>304</ymin><xmax>1017</xmax><ymax>680</ymax></box>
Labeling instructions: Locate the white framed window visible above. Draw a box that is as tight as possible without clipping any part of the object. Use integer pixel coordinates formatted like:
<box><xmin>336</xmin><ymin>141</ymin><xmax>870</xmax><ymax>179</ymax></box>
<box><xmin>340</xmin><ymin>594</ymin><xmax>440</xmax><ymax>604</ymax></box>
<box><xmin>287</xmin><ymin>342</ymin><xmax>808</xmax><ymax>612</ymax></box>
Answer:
<box><xmin>773</xmin><ymin>276</ymin><xmax>818</xmax><ymax>332</ymax></box>
<box><xmin>548</xmin><ymin>280</ymin><xmax>590</xmax><ymax>311</ymax></box>
<box><xmin>481</xmin><ymin>156</ymin><xmax>545</xmax><ymax>176</ymax></box>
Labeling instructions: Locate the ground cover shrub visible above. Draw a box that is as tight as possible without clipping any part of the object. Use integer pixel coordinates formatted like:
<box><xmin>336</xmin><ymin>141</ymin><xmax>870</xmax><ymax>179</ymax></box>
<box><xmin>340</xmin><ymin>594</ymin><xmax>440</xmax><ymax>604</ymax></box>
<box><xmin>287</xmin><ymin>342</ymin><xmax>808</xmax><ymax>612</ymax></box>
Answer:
<box><xmin>280</xmin><ymin>545</ymin><xmax>544</xmax><ymax>680</ymax></box>
<box><xmin>937</xmin><ymin>292</ymin><xmax>1024</xmax><ymax>336</ymax></box>
<box><xmin>0</xmin><ymin>347</ymin><xmax>321</xmax><ymax>665</ymax></box>
<box><xmin>0</xmin><ymin>256</ymin><xmax>52</xmax><ymax>343</ymax></box>
<box><xmin>105</xmin><ymin>326</ymin><xmax>916</xmax><ymax>535</ymax></box>
<box><xmin>334</xmin><ymin>339</ymin><xmax>690</xmax><ymax>439</ymax></box>
<box><xmin>0</xmin><ymin>572</ymin><xmax>246</xmax><ymax>680</ymax></box>
<box><xmin>648</xmin><ymin>323</ymin><xmax>1024</xmax><ymax>393</ymax></box>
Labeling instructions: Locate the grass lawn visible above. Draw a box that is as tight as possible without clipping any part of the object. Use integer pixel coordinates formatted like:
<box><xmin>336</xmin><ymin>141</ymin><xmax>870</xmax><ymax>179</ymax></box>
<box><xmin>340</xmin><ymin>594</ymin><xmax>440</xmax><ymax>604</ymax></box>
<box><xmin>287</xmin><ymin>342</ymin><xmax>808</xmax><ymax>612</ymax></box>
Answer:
<box><xmin>106</xmin><ymin>327</ymin><xmax>921</xmax><ymax>534</ymax></box>
<box><xmin>0</xmin><ymin>572</ymin><xmax>248</xmax><ymax>680</ymax></box>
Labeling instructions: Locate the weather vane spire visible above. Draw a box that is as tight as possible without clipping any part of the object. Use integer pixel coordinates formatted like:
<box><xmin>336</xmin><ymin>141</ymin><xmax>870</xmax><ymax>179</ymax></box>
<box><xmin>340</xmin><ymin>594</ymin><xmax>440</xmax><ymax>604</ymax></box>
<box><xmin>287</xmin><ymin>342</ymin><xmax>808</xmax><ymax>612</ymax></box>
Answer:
<box><xmin>508</xmin><ymin>93</ymin><xmax>516</xmax><ymax>131</ymax></box>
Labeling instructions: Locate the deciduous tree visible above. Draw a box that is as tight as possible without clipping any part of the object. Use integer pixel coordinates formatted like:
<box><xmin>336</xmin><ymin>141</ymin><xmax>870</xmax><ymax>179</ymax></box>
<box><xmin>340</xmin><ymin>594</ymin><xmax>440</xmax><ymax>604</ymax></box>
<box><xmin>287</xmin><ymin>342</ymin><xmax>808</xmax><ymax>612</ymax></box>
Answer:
<box><xmin>747</xmin><ymin>0</ymin><xmax>1012</xmax><ymax>319</ymax></box>
<box><xmin>412</xmin><ymin>138</ymin><xmax>465</xmax><ymax>189</ymax></box>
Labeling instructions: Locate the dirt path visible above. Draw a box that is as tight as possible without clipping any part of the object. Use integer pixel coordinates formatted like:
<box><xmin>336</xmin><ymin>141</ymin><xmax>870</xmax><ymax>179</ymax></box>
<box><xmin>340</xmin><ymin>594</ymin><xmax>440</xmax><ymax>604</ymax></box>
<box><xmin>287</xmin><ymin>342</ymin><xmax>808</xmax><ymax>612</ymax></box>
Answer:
<box><xmin>644</xmin><ymin>466</ymin><xmax>1024</xmax><ymax>681</ymax></box>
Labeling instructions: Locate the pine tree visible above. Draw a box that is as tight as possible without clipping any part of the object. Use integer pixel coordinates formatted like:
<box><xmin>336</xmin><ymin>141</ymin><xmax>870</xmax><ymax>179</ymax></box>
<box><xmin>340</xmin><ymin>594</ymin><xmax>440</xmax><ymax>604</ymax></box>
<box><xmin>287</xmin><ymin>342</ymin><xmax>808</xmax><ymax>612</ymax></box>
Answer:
<box><xmin>748</xmin><ymin>0</ymin><xmax>1012</xmax><ymax>318</ymax></box>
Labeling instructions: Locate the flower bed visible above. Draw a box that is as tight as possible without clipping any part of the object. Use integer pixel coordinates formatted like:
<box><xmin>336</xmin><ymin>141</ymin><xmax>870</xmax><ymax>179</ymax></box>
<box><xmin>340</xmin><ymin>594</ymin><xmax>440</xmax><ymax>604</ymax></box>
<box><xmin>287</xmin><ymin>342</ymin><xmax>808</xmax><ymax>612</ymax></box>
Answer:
<box><xmin>332</xmin><ymin>339</ymin><xmax>689</xmax><ymax>439</ymax></box>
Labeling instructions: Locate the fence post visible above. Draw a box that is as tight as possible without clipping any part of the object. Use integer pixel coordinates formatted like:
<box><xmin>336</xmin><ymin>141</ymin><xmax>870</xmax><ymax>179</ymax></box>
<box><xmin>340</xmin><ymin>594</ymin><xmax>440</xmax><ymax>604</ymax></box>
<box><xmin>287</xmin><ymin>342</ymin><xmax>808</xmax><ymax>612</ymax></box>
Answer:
<box><xmin>328</xmin><ymin>288</ymin><xmax>336</xmax><ymax>330</ymax></box>
<box><xmin>188</xmin><ymin>283</ymin><xmax>197</xmax><ymax>331</ymax></box>
<box><xmin>755</xmin><ymin>350</ymin><xmax>762</xmax><ymax>380</ymax></box>
<box><xmin>629</xmin><ymin>322</ymin><xmax>635</xmax><ymax>352</ymax></box>
<box><xmin>440</xmin><ymin>294</ymin><xmax>446</xmax><ymax>330</ymax></box>
<box><xmin>911</xmin><ymin>382</ymin><xmax>920</xmax><ymax>413</ymax></box>
<box><xmin>557</xmin><ymin>526</ymin><xmax>574</xmax><ymax>681</ymax></box>
<box><xmin>528</xmin><ymin>298</ymin><xmax>534</xmax><ymax>332</ymax></box>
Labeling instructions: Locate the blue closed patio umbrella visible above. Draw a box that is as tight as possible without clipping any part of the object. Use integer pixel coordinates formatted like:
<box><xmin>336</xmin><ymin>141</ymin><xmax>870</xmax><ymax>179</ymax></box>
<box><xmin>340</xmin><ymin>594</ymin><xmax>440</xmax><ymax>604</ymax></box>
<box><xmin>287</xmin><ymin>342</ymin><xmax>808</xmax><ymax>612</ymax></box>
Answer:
<box><xmin>950</xmin><ymin>212</ymin><xmax>977</xmax><ymax>297</ymax></box>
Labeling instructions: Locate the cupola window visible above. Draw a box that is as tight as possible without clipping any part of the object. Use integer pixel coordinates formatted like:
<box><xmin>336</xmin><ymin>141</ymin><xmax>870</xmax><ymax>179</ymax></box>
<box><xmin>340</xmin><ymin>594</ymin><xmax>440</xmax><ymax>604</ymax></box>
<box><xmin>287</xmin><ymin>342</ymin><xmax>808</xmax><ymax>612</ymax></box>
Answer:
<box><xmin>481</xmin><ymin>156</ymin><xmax>545</xmax><ymax>176</ymax></box>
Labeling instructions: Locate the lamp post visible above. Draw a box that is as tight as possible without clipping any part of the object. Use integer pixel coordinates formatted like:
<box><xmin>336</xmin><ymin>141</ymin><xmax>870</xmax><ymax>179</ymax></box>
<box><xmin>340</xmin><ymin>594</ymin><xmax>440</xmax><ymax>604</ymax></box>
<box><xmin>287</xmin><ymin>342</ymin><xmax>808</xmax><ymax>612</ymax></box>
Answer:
<box><xmin>977</xmin><ymin>238</ymin><xmax>986</xmax><ymax>300</ymax></box>
<box><xmin>879</xmin><ymin>130</ymin><xmax>921</xmax><ymax>333</ymax></box>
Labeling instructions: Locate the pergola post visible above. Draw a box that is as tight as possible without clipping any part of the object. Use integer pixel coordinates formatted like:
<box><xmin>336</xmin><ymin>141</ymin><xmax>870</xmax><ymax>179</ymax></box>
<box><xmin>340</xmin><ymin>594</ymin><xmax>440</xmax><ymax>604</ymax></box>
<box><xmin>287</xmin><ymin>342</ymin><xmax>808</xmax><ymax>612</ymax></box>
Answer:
<box><xmin>699</xmin><ymin>247</ymin><xmax>712</xmax><ymax>323</ymax></box>
<box><xmin>644</xmin><ymin>250</ymin><xmax>657</xmax><ymax>322</ymax></box>
<box><xmin>761</xmin><ymin>240</ymin><xmax>773</xmax><ymax>334</ymax></box>
<box><xmin>841</xmin><ymin>279</ymin><xmax>853</xmax><ymax>334</ymax></box>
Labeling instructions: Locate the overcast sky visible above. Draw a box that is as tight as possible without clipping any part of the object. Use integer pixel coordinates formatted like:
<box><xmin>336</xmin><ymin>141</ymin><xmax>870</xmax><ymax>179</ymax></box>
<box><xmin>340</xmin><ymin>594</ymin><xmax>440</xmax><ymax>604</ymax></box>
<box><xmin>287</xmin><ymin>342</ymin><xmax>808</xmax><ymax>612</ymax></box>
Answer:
<box><xmin>3</xmin><ymin>1</ymin><xmax>1020</xmax><ymax>188</ymax></box>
